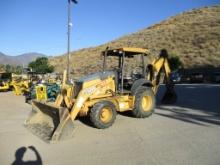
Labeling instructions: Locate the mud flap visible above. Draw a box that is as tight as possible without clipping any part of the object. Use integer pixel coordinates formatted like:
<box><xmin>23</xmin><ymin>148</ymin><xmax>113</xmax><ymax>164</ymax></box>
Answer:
<box><xmin>24</xmin><ymin>100</ymin><xmax>75</xmax><ymax>143</ymax></box>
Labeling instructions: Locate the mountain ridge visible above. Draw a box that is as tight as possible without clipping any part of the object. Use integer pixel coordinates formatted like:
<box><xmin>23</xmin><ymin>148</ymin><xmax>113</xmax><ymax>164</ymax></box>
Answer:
<box><xmin>0</xmin><ymin>52</ymin><xmax>47</xmax><ymax>66</ymax></box>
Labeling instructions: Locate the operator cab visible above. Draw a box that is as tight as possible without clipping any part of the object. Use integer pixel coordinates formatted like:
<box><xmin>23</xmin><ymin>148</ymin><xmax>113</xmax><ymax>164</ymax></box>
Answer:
<box><xmin>102</xmin><ymin>47</ymin><xmax>149</xmax><ymax>93</ymax></box>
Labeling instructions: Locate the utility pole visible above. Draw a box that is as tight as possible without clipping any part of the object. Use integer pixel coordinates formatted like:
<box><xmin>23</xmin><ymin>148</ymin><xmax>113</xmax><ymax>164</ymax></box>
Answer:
<box><xmin>67</xmin><ymin>0</ymin><xmax>78</xmax><ymax>81</ymax></box>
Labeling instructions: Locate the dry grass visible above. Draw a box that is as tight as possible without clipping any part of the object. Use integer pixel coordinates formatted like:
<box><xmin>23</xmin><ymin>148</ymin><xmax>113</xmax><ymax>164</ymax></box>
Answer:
<box><xmin>49</xmin><ymin>6</ymin><xmax>220</xmax><ymax>77</ymax></box>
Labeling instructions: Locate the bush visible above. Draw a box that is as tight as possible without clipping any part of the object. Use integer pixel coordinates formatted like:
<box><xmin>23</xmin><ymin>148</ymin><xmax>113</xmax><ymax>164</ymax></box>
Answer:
<box><xmin>168</xmin><ymin>56</ymin><xmax>183</xmax><ymax>71</ymax></box>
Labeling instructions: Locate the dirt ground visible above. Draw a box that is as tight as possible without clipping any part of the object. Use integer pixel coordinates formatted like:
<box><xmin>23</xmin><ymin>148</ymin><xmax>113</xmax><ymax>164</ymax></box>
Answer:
<box><xmin>0</xmin><ymin>84</ymin><xmax>220</xmax><ymax>165</ymax></box>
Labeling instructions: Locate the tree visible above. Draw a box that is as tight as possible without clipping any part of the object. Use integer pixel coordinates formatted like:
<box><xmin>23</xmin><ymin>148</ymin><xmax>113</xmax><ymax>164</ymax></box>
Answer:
<box><xmin>5</xmin><ymin>64</ymin><xmax>12</xmax><ymax>73</ymax></box>
<box><xmin>28</xmin><ymin>57</ymin><xmax>54</xmax><ymax>74</ymax></box>
<box><xmin>15</xmin><ymin>66</ymin><xmax>23</xmax><ymax>74</ymax></box>
<box><xmin>168</xmin><ymin>56</ymin><xmax>183</xmax><ymax>71</ymax></box>
<box><xmin>0</xmin><ymin>64</ymin><xmax>5</xmax><ymax>72</ymax></box>
<box><xmin>1</xmin><ymin>64</ymin><xmax>23</xmax><ymax>74</ymax></box>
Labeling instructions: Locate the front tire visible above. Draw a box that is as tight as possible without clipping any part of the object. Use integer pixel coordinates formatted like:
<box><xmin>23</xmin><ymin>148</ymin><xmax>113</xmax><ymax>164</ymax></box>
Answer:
<box><xmin>132</xmin><ymin>87</ymin><xmax>155</xmax><ymax>118</ymax></box>
<box><xmin>90</xmin><ymin>101</ymin><xmax>117</xmax><ymax>129</ymax></box>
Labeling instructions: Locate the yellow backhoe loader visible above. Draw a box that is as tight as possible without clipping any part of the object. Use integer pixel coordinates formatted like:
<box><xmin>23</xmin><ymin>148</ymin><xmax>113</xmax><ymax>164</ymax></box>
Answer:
<box><xmin>24</xmin><ymin>47</ymin><xmax>177</xmax><ymax>143</ymax></box>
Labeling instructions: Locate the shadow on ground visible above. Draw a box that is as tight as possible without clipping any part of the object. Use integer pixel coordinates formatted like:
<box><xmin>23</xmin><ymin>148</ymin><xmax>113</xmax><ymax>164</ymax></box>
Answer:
<box><xmin>155</xmin><ymin>84</ymin><xmax>220</xmax><ymax>126</ymax></box>
<box><xmin>11</xmin><ymin>146</ymin><xmax>42</xmax><ymax>165</ymax></box>
<box><xmin>78</xmin><ymin>116</ymin><xmax>96</xmax><ymax>128</ymax></box>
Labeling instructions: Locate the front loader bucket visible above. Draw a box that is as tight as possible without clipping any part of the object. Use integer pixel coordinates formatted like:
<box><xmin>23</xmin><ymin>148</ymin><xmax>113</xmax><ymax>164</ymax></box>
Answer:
<box><xmin>161</xmin><ymin>84</ymin><xmax>177</xmax><ymax>104</ymax></box>
<box><xmin>24</xmin><ymin>100</ymin><xmax>75</xmax><ymax>143</ymax></box>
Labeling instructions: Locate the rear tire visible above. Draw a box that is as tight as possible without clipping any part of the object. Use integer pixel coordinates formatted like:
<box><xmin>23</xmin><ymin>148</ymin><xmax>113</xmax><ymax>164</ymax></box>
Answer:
<box><xmin>90</xmin><ymin>101</ymin><xmax>117</xmax><ymax>129</ymax></box>
<box><xmin>132</xmin><ymin>87</ymin><xmax>155</xmax><ymax>118</ymax></box>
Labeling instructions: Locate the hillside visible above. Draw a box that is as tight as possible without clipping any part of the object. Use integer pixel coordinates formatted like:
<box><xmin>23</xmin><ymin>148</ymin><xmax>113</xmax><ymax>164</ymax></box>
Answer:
<box><xmin>0</xmin><ymin>52</ymin><xmax>46</xmax><ymax>66</ymax></box>
<box><xmin>50</xmin><ymin>6</ymin><xmax>220</xmax><ymax>77</ymax></box>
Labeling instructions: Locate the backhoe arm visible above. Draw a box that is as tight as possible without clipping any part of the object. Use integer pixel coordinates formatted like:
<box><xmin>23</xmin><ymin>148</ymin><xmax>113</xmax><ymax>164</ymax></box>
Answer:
<box><xmin>147</xmin><ymin>54</ymin><xmax>177</xmax><ymax>104</ymax></box>
<box><xmin>148</xmin><ymin>56</ymin><xmax>168</xmax><ymax>93</ymax></box>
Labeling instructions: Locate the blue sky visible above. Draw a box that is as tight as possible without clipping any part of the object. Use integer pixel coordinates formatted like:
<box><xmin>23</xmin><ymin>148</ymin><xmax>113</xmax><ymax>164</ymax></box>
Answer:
<box><xmin>0</xmin><ymin>0</ymin><xmax>219</xmax><ymax>56</ymax></box>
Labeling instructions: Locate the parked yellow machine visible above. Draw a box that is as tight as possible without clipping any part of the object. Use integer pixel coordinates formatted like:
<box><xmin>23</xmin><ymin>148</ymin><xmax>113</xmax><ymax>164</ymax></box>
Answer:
<box><xmin>24</xmin><ymin>47</ymin><xmax>177</xmax><ymax>143</ymax></box>
<box><xmin>0</xmin><ymin>73</ymin><xmax>12</xmax><ymax>91</ymax></box>
<box><xmin>0</xmin><ymin>72</ymin><xmax>31</xmax><ymax>95</ymax></box>
<box><xmin>11</xmin><ymin>79</ymin><xmax>30</xmax><ymax>95</ymax></box>
<box><xmin>0</xmin><ymin>81</ymin><xmax>10</xmax><ymax>91</ymax></box>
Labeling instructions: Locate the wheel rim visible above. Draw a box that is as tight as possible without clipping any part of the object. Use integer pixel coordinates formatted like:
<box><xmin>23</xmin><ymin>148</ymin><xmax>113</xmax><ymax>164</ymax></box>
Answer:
<box><xmin>100</xmin><ymin>107</ymin><xmax>113</xmax><ymax>123</ymax></box>
<box><xmin>141</xmin><ymin>95</ymin><xmax>152</xmax><ymax>111</ymax></box>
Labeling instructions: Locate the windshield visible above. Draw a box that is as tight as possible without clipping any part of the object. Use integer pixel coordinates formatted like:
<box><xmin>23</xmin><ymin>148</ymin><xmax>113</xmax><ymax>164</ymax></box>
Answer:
<box><xmin>104</xmin><ymin>55</ymin><xmax>147</xmax><ymax>77</ymax></box>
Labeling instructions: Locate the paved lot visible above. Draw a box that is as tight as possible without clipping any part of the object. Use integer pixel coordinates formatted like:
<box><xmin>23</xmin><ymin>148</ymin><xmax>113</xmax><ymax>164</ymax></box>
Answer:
<box><xmin>0</xmin><ymin>84</ymin><xmax>220</xmax><ymax>165</ymax></box>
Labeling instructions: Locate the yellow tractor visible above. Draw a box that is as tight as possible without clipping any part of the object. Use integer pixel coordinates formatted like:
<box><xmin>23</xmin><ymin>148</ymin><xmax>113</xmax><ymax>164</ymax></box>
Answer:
<box><xmin>24</xmin><ymin>47</ymin><xmax>177</xmax><ymax>143</ymax></box>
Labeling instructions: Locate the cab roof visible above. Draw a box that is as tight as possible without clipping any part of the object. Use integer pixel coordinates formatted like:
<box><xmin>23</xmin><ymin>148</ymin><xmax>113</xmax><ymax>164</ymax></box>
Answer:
<box><xmin>102</xmin><ymin>47</ymin><xmax>149</xmax><ymax>57</ymax></box>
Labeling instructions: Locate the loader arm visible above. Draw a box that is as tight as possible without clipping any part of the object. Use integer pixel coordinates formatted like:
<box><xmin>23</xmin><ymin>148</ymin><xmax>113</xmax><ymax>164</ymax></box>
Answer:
<box><xmin>69</xmin><ymin>79</ymin><xmax>115</xmax><ymax>120</ymax></box>
<box><xmin>50</xmin><ymin>78</ymin><xmax>115</xmax><ymax>142</ymax></box>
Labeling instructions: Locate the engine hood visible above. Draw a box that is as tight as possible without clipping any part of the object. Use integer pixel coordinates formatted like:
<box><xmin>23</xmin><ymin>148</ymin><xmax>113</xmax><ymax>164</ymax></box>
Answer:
<box><xmin>76</xmin><ymin>71</ymin><xmax>115</xmax><ymax>83</ymax></box>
